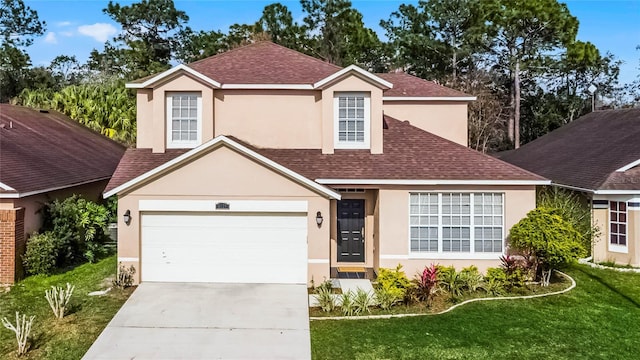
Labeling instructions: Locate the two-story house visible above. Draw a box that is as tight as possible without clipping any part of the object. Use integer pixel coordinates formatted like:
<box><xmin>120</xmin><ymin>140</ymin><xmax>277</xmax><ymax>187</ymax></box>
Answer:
<box><xmin>104</xmin><ymin>42</ymin><xmax>547</xmax><ymax>285</ymax></box>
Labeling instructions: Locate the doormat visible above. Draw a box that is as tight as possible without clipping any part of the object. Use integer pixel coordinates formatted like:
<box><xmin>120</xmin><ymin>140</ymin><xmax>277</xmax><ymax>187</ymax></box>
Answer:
<box><xmin>337</xmin><ymin>267</ymin><xmax>366</xmax><ymax>273</ymax></box>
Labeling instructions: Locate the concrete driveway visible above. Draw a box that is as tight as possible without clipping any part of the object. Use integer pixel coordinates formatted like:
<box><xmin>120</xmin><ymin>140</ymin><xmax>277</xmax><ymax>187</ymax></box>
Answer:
<box><xmin>82</xmin><ymin>282</ymin><xmax>311</xmax><ymax>360</ymax></box>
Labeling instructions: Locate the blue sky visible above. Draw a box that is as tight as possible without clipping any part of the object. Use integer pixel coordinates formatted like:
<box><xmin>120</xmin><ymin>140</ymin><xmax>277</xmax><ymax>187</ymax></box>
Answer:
<box><xmin>25</xmin><ymin>0</ymin><xmax>640</xmax><ymax>83</ymax></box>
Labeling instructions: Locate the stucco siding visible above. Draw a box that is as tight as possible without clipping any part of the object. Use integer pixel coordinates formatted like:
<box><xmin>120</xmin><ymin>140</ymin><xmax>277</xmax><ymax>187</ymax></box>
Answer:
<box><xmin>383</xmin><ymin>101</ymin><xmax>468</xmax><ymax>146</ymax></box>
<box><xmin>376</xmin><ymin>185</ymin><xmax>537</xmax><ymax>276</ymax></box>
<box><xmin>117</xmin><ymin>146</ymin><xmax>331</xmax><ymax>284</ymax></box>
<box><xmin>592</xmin><ymin>197</ymin><xmax>639</xmax><ymax>267</ymax></box>
<box><xmin>214</xmin><ymin>90</ymin><xmax>322</xmax><ymax>148</ymax></box>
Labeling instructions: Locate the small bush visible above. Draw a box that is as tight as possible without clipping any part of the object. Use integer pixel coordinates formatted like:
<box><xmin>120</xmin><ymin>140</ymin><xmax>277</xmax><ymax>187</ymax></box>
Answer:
<box><xmin>22</xmin><ymin>232</ymin><xmax>60</xmax><ymax>275</ymax></box>
<box><xmin>376</xmin><ymin>265</ymin><xmax>413</xmax><ymax>300</ymax></box>
<box><xmin>42</xmin><ymin>195</ymin><xmax>111</xmax><ymax>264</ymax></box>
<box><xmin>353</xmin><ymin>289</ymin><xmax>375</xmax><ymax>315</ymax></box>
<box><xmin>315</xmin><ymin>279</ymin><xmax>333</xmax><ymax>294</ymax></box>
<box><xmin>412</xmin><ymin>264</ymin><xmax>439</xmax><ymax>305</ymax></box>
<box><xmin>484</xmin><ymin>267</ymin><xmax>507</xmax><ymax>295</ymax></box>
<box><xmin>374</xmin><ymin>284</ymin><xmax>401</xmax><ymax>310</ymax></box>
<box><xmin>510</xmin><ymin>207</ymin><xmax>586</xmax><ymax>286</ymax></box>
<box><xmin>315</xmin><ymin>284</ymin><xmax>336</xmax><ymax>312</ymax></box>
<box><xmin>459</xmin><ymin>266</ymin><xmax>484</xmax><ymax>292</ymax></box>
<box><xmin>437</xmin><ymin>266</ymin><xmax>465</xmax><ymax>297</ymax></box>
<box><xmin>340</xmin><ymin>291</ymin><xmax>355</xmax><ymax>316</ymax></box>
<box><xmin>113</xmin><ymin>263</ymin><xmax>136</xmax><ymax>289</ymax></box>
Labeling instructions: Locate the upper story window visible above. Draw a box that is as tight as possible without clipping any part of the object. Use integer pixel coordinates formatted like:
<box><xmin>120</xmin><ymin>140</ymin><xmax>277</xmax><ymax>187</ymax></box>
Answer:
<box><xmin>609</xmin><ymin>201</ymin><xmax>627</xmax><ymax>252</ymax></box>
<box><xmin>334</xmin><ymin>92</ymin><xmax>370</xmax><ymax>149</ymax></box>
<box><xmin>166</xmin><ymin>92</ymin><xmax>201</xmax><ymax>149</ymax></box>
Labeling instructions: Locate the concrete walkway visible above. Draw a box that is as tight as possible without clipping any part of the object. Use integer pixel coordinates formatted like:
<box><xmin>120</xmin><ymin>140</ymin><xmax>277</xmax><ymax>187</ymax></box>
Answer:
<box><xmin>83</xmin><ymin>282</ymin><xmax>310</xmax><ymax>360</ymax></box>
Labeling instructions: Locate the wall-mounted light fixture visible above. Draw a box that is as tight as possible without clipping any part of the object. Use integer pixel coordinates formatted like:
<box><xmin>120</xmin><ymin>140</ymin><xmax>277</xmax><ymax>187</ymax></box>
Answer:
<box><xmin>123</xmin><ymin>210</ymin><xmax>132</xmax><ymax>226</ymax></box>
<box><xmin>315</xmin><ymin>211</ymin><xmax>323</xmax><ymax>227</ymax></box>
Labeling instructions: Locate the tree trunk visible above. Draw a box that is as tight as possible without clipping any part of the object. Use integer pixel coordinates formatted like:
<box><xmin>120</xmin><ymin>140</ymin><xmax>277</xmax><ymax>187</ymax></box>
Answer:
<box><xmin>508</xmin><ymin>70</ymin><xmax>515</xmax><ymax>144</ymax></box>
<box><xmin>514</xmin><ymin>59</ymin><xmax>521</xmax><ymax>149</ymax></box>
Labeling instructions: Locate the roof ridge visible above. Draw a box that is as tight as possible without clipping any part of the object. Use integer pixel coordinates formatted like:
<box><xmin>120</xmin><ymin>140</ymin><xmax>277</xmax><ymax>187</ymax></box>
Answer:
<box><xmin>187</xmin><ymin>41</ymin><xmax>343</xmax><ymax>72</ymax></box>
<box><xmin>383</xmin><ymin>114</ymin><xmax>547</xmax><ymax>180</ymax></box>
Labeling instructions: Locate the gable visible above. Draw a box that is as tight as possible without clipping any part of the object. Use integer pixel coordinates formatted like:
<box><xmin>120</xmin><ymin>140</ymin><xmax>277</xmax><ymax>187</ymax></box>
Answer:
<box><xmin>128</xmin><ymin>146</ymin><xmax>322</xmax><ymax>198</ymax></box>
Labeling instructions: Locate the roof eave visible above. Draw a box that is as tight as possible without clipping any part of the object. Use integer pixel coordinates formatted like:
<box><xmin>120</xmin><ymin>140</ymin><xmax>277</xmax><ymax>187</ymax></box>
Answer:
<box><xmin>314</xmin><ymin>65</ymin><xmax>393</xmax><ymax>90</ymax></box>
<box><xmin>383</xmin><ymin>96</ymin><xmax>477</xmax><ymax>101</ymax></box>
<box><xmin>315</xmin><ymin>179</ymin><xmax>550</xmax><ymax>186</ymax></box>
<box><xmin>126</xmin><ymin>64</ymin><xmax>222</xmax><ymax>89</ymax></box>
<box><xmin>104</xmin><ymin>137</ymin><xmax>342</xmax><ymax>200</ymax></box>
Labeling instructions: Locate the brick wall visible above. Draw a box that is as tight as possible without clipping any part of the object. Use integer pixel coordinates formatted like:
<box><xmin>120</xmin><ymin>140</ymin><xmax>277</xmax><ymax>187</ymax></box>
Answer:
<box><xmin>0</xmin><ymin>208</ymin><xmax>25</xmax><ymax>284</ymax></box>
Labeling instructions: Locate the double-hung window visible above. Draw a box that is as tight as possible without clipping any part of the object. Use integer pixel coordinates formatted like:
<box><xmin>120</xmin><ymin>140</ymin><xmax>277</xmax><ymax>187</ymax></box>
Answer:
<box><xmin>167</xmin><ymin>92</ymin><xmax>202</xmax><ymax>148</ymax></box>
<box><xmin>334</xmin><ymin>92</ymin><xmax>370</xmax><ymax>149</ymax></box>
<box><xmin>609</xmin><ymin>201</ymin><xmax>627</xmax><ymax>253</ymax></box>
<box><xmin>410</xmin><ymin>193</ymin><xmax>504</xmax><ymax>258</ymax></box>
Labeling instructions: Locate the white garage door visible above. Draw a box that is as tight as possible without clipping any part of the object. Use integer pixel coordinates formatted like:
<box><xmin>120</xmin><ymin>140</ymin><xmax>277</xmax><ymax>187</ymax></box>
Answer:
<box><xmin>141</xmin><ymin>213</ymin><xmax>308</xmax><ymax>284</ymax></box>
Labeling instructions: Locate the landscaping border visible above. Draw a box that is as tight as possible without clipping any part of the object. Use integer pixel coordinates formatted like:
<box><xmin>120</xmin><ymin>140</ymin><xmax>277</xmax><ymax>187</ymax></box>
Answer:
<box><xmin>578</xmin><ymin>257</ymin><xmax>640</xmax><ymax>273</ymax></box>
<box><xmin>310</xmin><ymin>270</ymin><xmax>575</xmax><ymax>321</ymax></box>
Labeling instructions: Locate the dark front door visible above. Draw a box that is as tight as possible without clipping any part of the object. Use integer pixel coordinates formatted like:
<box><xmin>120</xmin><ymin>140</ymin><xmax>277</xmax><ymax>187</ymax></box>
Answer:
<box><xmin>337</xmin><ymin>199</ymin><xmax>365</xmax><ymax>262</ymax></box>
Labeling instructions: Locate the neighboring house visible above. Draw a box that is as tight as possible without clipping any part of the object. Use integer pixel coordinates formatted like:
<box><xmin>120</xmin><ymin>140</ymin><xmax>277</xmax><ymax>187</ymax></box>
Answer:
<box><xmin>500</xmin><ymin>108</ymin><xmax>640</xmax><ymax>267</ymax></box>
<box><xmin>0</xmin><ymin>105</ymin><xmax>125</xmax><ymax>283</ymax></box>
<box><xmin>104</xmin><ymin>42</ymin><xmax>547</xmax><ymax>285</ymax></box>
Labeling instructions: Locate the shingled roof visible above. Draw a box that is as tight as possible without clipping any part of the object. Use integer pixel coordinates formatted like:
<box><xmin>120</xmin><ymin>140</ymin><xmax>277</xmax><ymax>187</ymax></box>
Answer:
<box><xmin>129</xmin><ymin>42</ymin><xmax>473</xmax><ymax>99</ymax></box>
<box><xmin>377</xmin><ymin>73</ymin><xmax>473</xmax><ymax>98</ymax></box>
<box><xmin>0</xmin><ymin>105</ymin><xmax>125</xmax><ymax>197</ymax></box>
<box><xmin>500</xmin><ymin>108</ymin><xmax>640</xmax><ymax>191</ymax></box>
<box><xmin>105</xmin><ymin>116</ymin><xmax>544</xmax><ymax>193</ymax></box>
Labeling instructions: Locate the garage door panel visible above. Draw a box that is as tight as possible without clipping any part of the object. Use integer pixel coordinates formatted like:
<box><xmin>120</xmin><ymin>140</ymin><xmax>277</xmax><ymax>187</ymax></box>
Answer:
<box><xmin>141</xmin><ymin>213</ymin><xmax>308</xmax><ymax>284</ymax></box>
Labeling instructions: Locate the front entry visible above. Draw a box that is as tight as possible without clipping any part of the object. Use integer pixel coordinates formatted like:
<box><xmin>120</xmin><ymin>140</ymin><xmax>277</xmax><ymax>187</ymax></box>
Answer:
<box><xmin>337</xmin><ymin>199</ymin><xmax>365</xmax><ymax>262</ymax></box>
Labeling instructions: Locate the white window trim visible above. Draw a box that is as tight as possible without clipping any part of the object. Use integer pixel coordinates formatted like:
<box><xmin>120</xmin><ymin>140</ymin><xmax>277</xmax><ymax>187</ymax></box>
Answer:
<box><xmin>166</xmin><ymin>92</ymin><xmax>202</xmax><ymax>149</ymax></box>
<box><xmin>408</xmin><ymin>192</ymin><xmax>505</xmax><ymax>260</ymax></box>
<box><xmin>334</xmin><ymin>92</ymin><xmax>370</xmax><ymax>149</ymax></box>
<box><xmin>608</xmin><ymin>201</ymin><xmax>628</xmax><ymax>254</ymax></box>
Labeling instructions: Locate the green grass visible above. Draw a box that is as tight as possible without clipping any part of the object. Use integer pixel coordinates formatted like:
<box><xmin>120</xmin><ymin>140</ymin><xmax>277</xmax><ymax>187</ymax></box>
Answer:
<box><xmin>0</xmin><ymin>256</ymin><xmax>132</xmax><ymax>359</ymax></box>
<box><xmin>311</xmin><ymin>265</ymin><xmax>640</xmax><ymax>360</ymax></box>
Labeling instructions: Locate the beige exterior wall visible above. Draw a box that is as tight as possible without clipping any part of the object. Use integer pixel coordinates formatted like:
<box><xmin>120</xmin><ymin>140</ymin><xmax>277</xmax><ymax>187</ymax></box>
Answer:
<box><xmin>592</xmin><ymin>196</ymin><xmax>639</xmax><ymax>267</ymax></box>
<box><xmin>376</xmin><ymin>185</ymin><xmax>536</xmax><ymax>275</ymax></box>
<box><xmin>136</xmin><ymin>74</ymin><xmax>216</xmax><ymax>153</ymax></box>
<box><xmin>214</xmin><ymin>90</ymin><xmax>322</xmax><ymax>148</ymax></box>
<box><xmin>116</xmin><ymin>146</ymin><xmax>331</xmax><ymax>284</ymax></box>
<box><xmin>383</xmin><ymin>101</ymin><xmax>469</xmax><ymax>146</ymax></box>
<box><xmin>321</xmin><ymin>75</ymin><xmax>384</xmax><ymax>154</ymax></box>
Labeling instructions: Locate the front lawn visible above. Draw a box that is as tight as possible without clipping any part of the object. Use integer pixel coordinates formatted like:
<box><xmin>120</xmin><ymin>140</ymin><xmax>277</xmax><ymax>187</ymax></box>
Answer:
<box><xmin>311</xmin><ymin>264</ymin><xmax>640</xmax><ymax>359</ymax></box>
<box><xmin>0</xmin><ymin>256</ymin><xmax>132</xmax><ymax>359</ymax></box>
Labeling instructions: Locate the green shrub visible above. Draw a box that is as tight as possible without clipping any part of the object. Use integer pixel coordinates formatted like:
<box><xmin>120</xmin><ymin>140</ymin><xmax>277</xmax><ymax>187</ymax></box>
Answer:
<box><xmin>340</xmin><ymin>291</ymin><xmax>355</xmax><ymax>316</ymax></box>
<box><xmin>353</xmin><ymin>289</ymin><xmax>375</xmax><ymax>315</ymax></box>
<box><xmin>510</xmin><ymin>207</ymin><xmax>586</xmax><ymax>286</ymax></box>
<box><xmin>376</xmin><ymin>264</ymin><xmax>413</xmax><ymax>299</ymax></box>
<box><xmin>484</xmin><ymin>267</ymin><xmax>507</xmax><ymax>295</ymax></box>
<box><xmin>42</xmin><ymin>195</ymin><xmax>111</xmax><ymax>264</ymax></box>
<box><xmin>374</xmin><ymin>284</ymin><xmax>402</xmax><ymax>310</ymax></box>
<box><xmin>459</xmin><ymin>266</ymin><xmax>484</xmax><ymax>292</ymax></box>
<box><xmin>23</xmin><ymin>232</ymin><xmax>60</xmax><ymax>275</ymax></box>
<box><xmin>437</xmin><ymin>265</ymin><xmax>465</xmax><ymax>297</ymax></box>
<box><xmin>537</xmin><ymin>187</ymin><xmax>597</xmax><ymax>254</ymax></box>
<box><xmin>316</xmin><ymin>286</ymin><xmax>336</xmax><ymax>312</ymax></box>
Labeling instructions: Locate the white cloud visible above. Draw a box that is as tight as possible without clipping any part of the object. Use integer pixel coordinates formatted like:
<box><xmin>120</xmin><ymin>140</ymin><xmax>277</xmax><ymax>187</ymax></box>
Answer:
<box><xmin>56</xmin><ymin>21</ymin><xmax>72</xmax><ymax>27</ymax></box>
<box><xmin>77</xmin><ymin>23</ymin><xmax>117</xmax><ymax>42</ymax></box>
<box><xmin>44</xmin><ymin>32</ymin><xmax>57</xmax><ymax>44</ymax></box>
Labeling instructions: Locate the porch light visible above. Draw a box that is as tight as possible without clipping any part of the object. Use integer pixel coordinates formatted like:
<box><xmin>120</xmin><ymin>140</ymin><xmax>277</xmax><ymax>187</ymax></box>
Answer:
<box><xmin>316</xmin><ymin>211</ymin><xmax>323</xmax><ymax>227</ymax></box>
<box><xmin>123</xmin><ymin>210</ymin><xmax>132</xmax><ymax>226</ymax></box>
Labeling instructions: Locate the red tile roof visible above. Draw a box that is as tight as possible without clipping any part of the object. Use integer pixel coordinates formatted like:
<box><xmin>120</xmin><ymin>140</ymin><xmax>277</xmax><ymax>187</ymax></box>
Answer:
<box><xmin>188</xmin><ymin>42</ymin><xmax>342</xmax><ymax>85</ymax></box>
<box><xmin>500</xmin><ymin>108</ymin><xmax>640</xmax><ymax>191</ymax></box>
<box><xmin>377</xmin><ymin>73</ymin><xmax>473</xmax><ymax>98</ymax></box>
<box><xmin>104</xmin><ymin>116</ymin><xmax>543</xmax><ymax>193</ymax></box>
<box><xmin>0</xmin><ymin>105</ymin><xmax>125</xmax><ymax>196</ymax></box>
